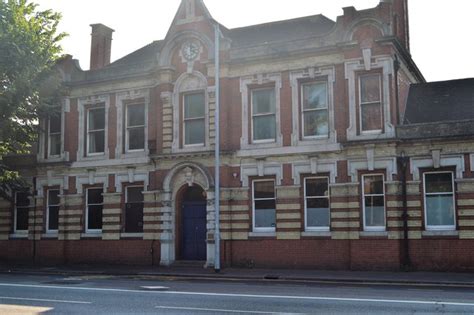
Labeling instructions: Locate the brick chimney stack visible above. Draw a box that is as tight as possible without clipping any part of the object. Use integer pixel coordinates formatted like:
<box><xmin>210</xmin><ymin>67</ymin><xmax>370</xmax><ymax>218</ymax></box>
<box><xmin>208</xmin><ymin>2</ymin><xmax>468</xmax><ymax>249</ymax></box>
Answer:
<box><xmin>380</xmin><ymin>0</ymin><xmax>410</xmax><ymax>51</ymax></box>
<box><xmin>89</xmin><ymin>24</ymin><xmax>114</xmax><ymax>70</ymax></box>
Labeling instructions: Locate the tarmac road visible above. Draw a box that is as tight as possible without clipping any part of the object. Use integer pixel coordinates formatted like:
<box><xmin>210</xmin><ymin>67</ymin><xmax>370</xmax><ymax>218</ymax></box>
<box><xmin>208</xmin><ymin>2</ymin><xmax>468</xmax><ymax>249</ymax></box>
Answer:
<box><xmin>0</xmin><ymin>273</ymin><xmax>474</xmax><ymax>314</ymax></box>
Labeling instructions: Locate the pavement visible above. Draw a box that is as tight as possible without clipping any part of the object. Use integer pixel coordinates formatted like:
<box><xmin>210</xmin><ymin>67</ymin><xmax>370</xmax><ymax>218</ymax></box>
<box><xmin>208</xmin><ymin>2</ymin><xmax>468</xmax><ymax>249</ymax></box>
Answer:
<box><xmin>1</xmin><ymin>263</ymin><xmax>474</xmax><ymax>288</ymax></box>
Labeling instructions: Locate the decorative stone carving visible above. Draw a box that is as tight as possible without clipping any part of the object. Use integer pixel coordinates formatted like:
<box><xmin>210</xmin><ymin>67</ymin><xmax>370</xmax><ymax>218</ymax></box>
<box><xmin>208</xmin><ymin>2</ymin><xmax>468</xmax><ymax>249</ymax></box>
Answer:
<box><xmin>162</xmin><ymin>200</ymin><xmax>172</xmax><ymax>208</ymax></box>
<box><xmin>183</xmin><ymin>167</ymin><xmax>195</xmax><ymax>187</ymax></box>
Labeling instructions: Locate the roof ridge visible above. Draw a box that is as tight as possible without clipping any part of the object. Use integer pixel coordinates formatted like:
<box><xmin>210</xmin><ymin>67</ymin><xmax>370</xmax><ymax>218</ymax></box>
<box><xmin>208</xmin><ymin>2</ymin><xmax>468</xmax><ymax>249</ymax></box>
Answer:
<box><xmin>228</xmin><ymin>14</ymin><xmax>334</xmax><ymax>32</ymax></box>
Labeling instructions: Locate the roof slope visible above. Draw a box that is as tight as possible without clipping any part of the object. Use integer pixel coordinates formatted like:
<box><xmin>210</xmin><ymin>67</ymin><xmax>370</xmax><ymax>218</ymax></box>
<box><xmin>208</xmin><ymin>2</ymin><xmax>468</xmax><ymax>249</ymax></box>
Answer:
<box><xmin>228</xmin><ymin>14</ymin><xmax>335</xmax><ymax>47</ymax></box>
<box><xmin>403</xmin><ymin>78</ymin><xmax>474</xmax><ymax>124</ymax></box>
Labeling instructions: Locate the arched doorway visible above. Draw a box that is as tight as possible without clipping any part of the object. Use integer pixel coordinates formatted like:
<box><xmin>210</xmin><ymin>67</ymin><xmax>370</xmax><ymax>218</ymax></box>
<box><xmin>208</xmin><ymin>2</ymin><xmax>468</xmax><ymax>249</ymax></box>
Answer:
<box><xmin>177</xmin><ymin>185</ymin><xmax>207</xmax><ymax>261</ymax></box>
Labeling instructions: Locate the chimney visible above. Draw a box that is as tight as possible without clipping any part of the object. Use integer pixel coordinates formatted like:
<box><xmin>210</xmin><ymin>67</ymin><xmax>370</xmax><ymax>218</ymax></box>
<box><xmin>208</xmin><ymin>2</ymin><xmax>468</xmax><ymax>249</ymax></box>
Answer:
<box><xmin>89</xmin><ymin>24</ymin><xmax>114</xmax><ymax>70</ymax></box>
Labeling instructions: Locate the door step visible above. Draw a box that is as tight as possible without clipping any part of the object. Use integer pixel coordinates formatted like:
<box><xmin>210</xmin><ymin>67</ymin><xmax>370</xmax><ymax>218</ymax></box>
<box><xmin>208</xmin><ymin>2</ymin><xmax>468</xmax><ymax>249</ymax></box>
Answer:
<box><xmin>172</xmin><ymin>260</ymin><xmax>206</xmax><ymax>268</ymax></box>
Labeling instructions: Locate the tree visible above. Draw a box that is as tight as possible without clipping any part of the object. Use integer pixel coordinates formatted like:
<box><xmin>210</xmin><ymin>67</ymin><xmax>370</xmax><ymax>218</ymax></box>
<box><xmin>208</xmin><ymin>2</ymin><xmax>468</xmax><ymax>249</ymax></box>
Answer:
<box><xmin>0</xmin><ymin>0</ymin><xmax>66</xmax><ymax>199</ymax></box>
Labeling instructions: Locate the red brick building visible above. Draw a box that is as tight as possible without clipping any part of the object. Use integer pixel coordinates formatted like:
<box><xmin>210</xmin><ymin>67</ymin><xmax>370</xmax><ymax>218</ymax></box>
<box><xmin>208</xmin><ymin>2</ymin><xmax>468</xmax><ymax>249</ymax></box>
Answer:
<box><xmin>2</xmin><ymin>0</ymin><xmax>474</xmax><ymax>271</ymax></box>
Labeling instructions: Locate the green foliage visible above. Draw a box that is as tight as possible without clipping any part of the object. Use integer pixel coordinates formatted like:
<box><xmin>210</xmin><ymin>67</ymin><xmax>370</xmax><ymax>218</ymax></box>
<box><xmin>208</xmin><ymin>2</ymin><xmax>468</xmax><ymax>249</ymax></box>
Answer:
<box><xmin>0</xmin><ymin>0</ymin><xmax>66</xmax><ymax>197</ymax></box>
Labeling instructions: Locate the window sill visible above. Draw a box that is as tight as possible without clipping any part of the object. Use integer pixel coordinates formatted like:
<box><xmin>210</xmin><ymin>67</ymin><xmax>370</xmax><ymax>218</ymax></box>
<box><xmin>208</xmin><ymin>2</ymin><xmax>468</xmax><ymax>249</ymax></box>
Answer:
<box><xmin>9</xmin><ymin>234</ymin><xmax>28</xmax><ymax>239</ymax></box>
<box><xmin>302</xmin><ymin>231</ymin><xmax>331</xmax><ymax>237</ymax></box>
<box><xmin>249</xmin><ymin>232</ymin><xmax>276</xmax><ymax>238</ymax></box>
<box><xmin>42</xmin><ymin>233</ymin><xmax>58</xmax><ymax>239</ymax></box>
<box><xmin>422</xmin><ymin>230</ymin><xmax>458</xmax><ymax>237</ymax></box>
<box><xmin>81</xmin><ymin>233</ymin><xmax>102</xmax><ymax>239</ymax></box>
<box><xmin>121</xmin><ymin>233</ymin><xmax>144</xmax><ymax>239</ymax></box>
<box><xmin>360</xmin><ymin>231</ymin><xmax>388</xmax><ymax>237</ymax></box>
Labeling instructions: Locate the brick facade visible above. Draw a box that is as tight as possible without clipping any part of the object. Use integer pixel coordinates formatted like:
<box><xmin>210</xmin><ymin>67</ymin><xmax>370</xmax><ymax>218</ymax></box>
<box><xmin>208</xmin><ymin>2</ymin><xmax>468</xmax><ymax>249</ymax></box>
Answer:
<box><xmin>2</xmin><ymin>0</ymin><xmax>473</xmax><ymax>271</ymax></box>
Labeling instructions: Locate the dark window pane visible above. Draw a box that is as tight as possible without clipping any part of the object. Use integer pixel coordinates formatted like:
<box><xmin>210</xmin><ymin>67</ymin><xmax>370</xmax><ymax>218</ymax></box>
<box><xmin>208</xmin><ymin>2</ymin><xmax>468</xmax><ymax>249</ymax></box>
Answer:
<box><xmin>127</xmin><ymin>187</ymin><xmax>144</xmax><ymax>203</ymax></box>
<box><xmin>16</xmin><ymin>192</ymin><xmax>30</xmax><ymax>207</ymax></box>
<box><xmin>127</xmin><ymin>104</ymin><xmax>145</xmax><ymax>127</ymax></box>
<box><xmin>88</xmin><ymin>107</ymin><xmax>105</xmax><ymax>130</ymax></box>
<box><xmin>361</xmin><ymin>103</ymin><xmax>382</xmax><ymax>131</ymax></box>
<box><xmin>88</xmin><ymin>130</ymin><xmax>105</xmax><ymax>153</ymax></box>
<box><xmin>364</xmin><ymin>196</ymin><xmax>385</xmax><ymax>227</ymax></box>
<box><xmin>360</xmin><ymin>74</ymin><xmax>381</xmax><ymax>103</ymax></box>
<box><xmin>307</xmin><ymin>198</ymin><xmax>330</xmax><ymax>228</ymax></box>
<box><xmin>49</xmin><ymin>115</ymin><xmax>61</xmax><ymax>133</ymax></box>
<box><xmin>253</xmin><ymin>115</ymin><xmax>276</xmax><ymax>141</ymax></box>
<box><xmin>254</xmin><ymin>181</ymin><xmax>275</xmax><ymax>199</ymax></box>
<box><xmin>304</xmin><ymin>110</ymin><xmax>328</xmax><ymax>137</ymax></box>
<box><xmin>184</xmin><ymin>119</ymin><xmax>205</xmax><ymax>145</ymax></box>
<box><xmin>306</xmin><ymin>178</ymin><xmax>329</xmax><ymax>197</ymax></box>
<box><xmin>125</xmin><ymin>202</ymin><xmax>144</xmax><ymax>233</ymax></box>
<box><xmin>48</xmin><ymin>190</ymin><xmax>60</xmax><ymax>205</ymax></box>
<box><xmin>303</xmin><ymin>83</ymin><xmax>327</xmax><ymax>110</ymax></box>
<box><xmin>425</xmin><ymin>173</ymin><xmax>453</xmax><ymax>193</ymax></box>
<box><xmin>16</xmin><ymin>208</ymin><xmax>29</xmax><ymax>231</ymax></box>
<box><xmin>128</xmin><ymin>127</ymin><xmax>145</xmax><ymax>150</ymax></box>
<box><xmin>252</xmin><ymin>89</ymin><xmax>275</xmax><ymax>115</ymax></box>
<box><xmin>426</xmin><ymin>195</ymin><xmax>455</xmax><ymax>226</ymax></box>
<box><xmin>184</xmin><ymin>93</ymin><xmax>205</xmax><ymax>118</ymax></box>
<box><xmin>87</xmin><ymin>189</ymin><xmax>103</xmax><ymax>204</ymax></box>
<box><xmin>49</xmin><ymin>134</ymin><xmax>61</xmax><ymax>156</ymax></box>
<box><xmin>48</xmin><ymin>205</ymin><xmax>59</xmax><ymax>230</ymax></box>
<box><xmin>364</xmin><ymin>175</ymin><xmax>384</xmax><ymax>195</ymax></box>
<box><xmin>88</xmin><ymin>205</ymin><xmax>103</xmax><ymax>230</ymax></box>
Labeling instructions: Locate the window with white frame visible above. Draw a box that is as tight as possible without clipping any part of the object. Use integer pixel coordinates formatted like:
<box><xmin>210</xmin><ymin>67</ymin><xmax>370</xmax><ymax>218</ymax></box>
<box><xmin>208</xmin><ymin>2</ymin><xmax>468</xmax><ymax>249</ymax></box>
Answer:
<box><xmin>359</xmin><ymin>74</ymin><xmax>382</xmax><ymax>133</ymax></box>
<box><xmin>424</xmin><ymin>172</ymin><xmax>456</xmax><ymax>230</ymax></box>
<box><xmin>48</xmin><ymin>114</ymin><xmax>61</xmax><ymax>157</ymax></box>
<box><xmin>14</xmin><ymin>192</ymin><xmax>29</xmax><ymax>233</ymax></box>
<box><xmin>252</xmin><ymin>180</ymin><xmax>276</xmax><ymax>232</ymax></box>
<box><xmin>251</xmin><ymin>88</ymin><xmax>276</xmax><ymax>142</ymax></box>
<box><xmin>302</xmin><ymin>82</ymin><xmax>328</xmax><ymax>138</ymax></box>
<box><xmin>86</xmin><ymin>188</ymin><xmax>103</xmax><ymax>233</ymax></box>
<box><xmin>362</xmin><ymin>174</ymin><xmax>385</xmax><ymax>230</ymax></box>
<box><xmin>305</xmin><ymin>177</ymin><xmax>330</xmax><ymax>231</ymax></box>
<box><xmin>87</xmin><ymin>107</ymin><xmax>105</xmax><ymax>155</ymax></box>
<box><xmin>124</xmin><ymin>186</ymin><xmax>144</xmax><ymax>233</ymax></box>
<box><xmin>183</xmin><ymin>92</ymin><xmax>205</xmax><ymax>146</ymax></box>
<box><xmin>46</xmin><ymin>189</ymin><xmax>60</xmax><ymax>232</ymax></box>
<box><xmin>125</xmin><ymin>103</ymin><xmax>145</xmax><ymax>151</ymax></box>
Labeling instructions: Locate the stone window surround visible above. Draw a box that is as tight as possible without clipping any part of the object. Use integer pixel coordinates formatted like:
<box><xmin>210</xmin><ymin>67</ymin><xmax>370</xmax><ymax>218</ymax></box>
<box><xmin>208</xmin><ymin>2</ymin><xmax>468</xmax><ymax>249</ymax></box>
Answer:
<box><xmin>410</xmin><ymin>154</ymin><xmax>465</xmax><ymax>181</ymax></box>
<box><xmin>348</xmin><ymin>157</ymin><xmax>397</xmax><ymax>183</ymax></box>
<box><xmin>77</xmin><ymin>95</ymin><xmax>110</xmax><ymax>161</ymax></box>
<box><xmin>116</xmin><ymin>89</ymin><xmax>150</xmax><ymax>158</ymax></box>
<box><xmin>172</xmin><ymin>71</ymin><xmax>212</xmax><ymax>153</ymax></box>
<box><xmin>240</xmin><ymin>161</ymin><xmax>283</xmax><ymax>187</ymax></box>
<box><xmin>240</xmin><ymin>73</ymin><xmax>283</xmax><ymax>150</ymax></box>
<box><xmin>292</xmin><ymin>158</ymin><xmax>338</xmax><ymax>185</ymax></box>
<box><xmin>289</xmin><ymin>66</ymin><xmax>336</xmax><ymax>147</ymax></box>
<box><xmin>37</xmin><ymin>99</ymin><xmax>69</xmax><ymax>163</ymax></box>
<box><xmin>345</xmin><ymin>55</ymin><xmax>395</xmax><ymax>140</ymax></box>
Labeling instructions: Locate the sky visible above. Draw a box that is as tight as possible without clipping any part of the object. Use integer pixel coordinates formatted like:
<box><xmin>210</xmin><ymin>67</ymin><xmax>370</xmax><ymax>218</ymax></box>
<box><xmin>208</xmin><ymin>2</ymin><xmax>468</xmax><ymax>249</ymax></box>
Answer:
<box><xmin>35</xmin><ymin>0</ymin><xmax>474</xmax><ymax>82</ymax></box>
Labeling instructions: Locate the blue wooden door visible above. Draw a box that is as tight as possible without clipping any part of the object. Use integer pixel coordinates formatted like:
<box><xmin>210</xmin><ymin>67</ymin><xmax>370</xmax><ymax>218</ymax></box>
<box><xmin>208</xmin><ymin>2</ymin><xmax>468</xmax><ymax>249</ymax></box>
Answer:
<box><xmin>181</xmin><ymin>202</ymin><xmax>207</xmax><ymax>260</ymax></box>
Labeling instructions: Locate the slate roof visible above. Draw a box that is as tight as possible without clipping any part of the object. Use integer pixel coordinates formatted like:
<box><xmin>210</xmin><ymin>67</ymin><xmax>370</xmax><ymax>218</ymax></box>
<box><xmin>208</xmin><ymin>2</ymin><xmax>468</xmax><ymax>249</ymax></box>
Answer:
<box><xmin>403</xmin><ymin>78</ymin><xmax>474</xmax><ymax>124</ymax></box>
<box><xmin>227</xmin><ymin>14</ymin><xmax>335</xmax><ymax>47</ymax></box>
<box><xmin>89</xmin><ymin>14</ymin><xmax>335</xmax><ymax>74</ymax></box>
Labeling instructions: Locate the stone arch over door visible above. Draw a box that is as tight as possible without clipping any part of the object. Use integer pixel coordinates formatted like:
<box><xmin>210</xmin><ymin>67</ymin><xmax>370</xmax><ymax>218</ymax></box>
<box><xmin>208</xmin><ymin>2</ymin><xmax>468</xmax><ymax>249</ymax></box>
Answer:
<box><xmin>160</xmin><ymin>162</ymin><xmax>215</xmax><ymax>267</ymax></box>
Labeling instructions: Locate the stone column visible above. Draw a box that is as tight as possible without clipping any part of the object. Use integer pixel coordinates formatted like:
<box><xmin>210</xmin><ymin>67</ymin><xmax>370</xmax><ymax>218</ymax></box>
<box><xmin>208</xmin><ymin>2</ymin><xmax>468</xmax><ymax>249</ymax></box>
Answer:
<box><xmin>29</xmin><ymin>195</ymin><xmax>44</xmax><ymax>240</ymax></box>
<box><xmin>59</xmin><ymin>194</ymin><xmax>83</xmax><ymax>240</ymax></box>
<box><xmin>143</xmin><ymin>190</ymin><xmax>161</xmax><ymax>240</ymax></box>
<box><xmin>158</xmin><ymin>191</ymin><xmax>174</xmax><ymax>266</ymax></box>
<box><xmin>102</xmin><ymin>192</ymin><xmax>122</xmax><ymax>240</ymax></box>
